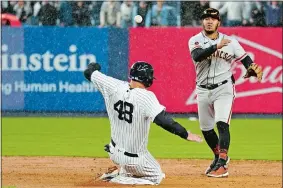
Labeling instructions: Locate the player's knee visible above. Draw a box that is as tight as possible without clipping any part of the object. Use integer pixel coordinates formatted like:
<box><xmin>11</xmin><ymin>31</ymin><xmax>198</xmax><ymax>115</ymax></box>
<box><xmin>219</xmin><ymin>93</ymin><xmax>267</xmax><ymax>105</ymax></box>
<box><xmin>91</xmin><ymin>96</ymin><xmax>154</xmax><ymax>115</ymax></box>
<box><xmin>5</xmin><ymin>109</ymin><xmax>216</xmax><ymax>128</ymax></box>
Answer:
<box><xmin>199</xmin><ymin>122</ymin><xmax>215</xmax><ymax>132</ymax></box>
<box><xmin>200</xmin><ymin>125</ymin><xmax>214</xmax><ymax>132</ymax></box>
<box><xmin>216</xmin><ymin>121</ymin><xmax>229</xmax><ymax>133</ymax></box>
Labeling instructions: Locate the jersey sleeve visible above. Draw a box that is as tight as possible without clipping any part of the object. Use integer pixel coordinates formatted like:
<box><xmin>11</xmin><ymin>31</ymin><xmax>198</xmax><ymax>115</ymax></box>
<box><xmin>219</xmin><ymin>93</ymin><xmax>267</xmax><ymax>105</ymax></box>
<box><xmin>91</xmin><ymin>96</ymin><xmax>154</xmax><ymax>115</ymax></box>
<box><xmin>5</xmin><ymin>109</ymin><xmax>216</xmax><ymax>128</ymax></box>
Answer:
<box><xmin>143</xmin><ymin>91</ymin><xmax>166</xmax><ymax>122</ymax></box>
<box><xmin>188</xmin><ymin>35</ymin><xmax>203</xmax><ymax>53</ymax></box>
<box><xmin>232</xmin><ymin>38</ymin><xmax>248</xmax><ymax>62</ymax></box>
<box><xmin>91</xmin><ymin>71</ymin><xmax>124</xmax><ymax>97</ymax></box>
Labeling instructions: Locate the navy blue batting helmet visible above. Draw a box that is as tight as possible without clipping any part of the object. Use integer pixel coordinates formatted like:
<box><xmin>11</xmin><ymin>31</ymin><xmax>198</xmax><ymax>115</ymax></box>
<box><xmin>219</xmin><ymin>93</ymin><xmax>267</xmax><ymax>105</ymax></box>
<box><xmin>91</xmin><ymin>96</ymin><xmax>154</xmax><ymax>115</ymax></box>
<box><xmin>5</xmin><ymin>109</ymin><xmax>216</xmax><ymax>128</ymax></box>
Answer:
<box><xmin>129</xmin><ymin>61</ymin><xmax>155</xmax><ymax>88</ymax></box>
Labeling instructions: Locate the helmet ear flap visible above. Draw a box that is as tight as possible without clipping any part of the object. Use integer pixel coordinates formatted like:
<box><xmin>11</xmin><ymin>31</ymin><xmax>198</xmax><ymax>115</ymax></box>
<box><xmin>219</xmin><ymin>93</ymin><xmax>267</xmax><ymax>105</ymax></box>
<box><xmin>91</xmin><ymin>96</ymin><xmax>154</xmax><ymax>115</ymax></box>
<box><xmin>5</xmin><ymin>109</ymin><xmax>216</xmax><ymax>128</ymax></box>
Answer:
<box><xmin>145</xmin><ymin>78</ymin><xmax>153</xmax><ymax>87</ymax></box>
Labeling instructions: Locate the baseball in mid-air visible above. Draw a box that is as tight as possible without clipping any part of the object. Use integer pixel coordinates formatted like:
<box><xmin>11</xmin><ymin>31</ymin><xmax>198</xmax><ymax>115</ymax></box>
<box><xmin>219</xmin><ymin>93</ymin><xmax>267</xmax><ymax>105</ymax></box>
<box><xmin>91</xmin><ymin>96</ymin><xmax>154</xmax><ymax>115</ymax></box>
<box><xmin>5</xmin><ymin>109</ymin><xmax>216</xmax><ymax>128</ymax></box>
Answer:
<box><xmin>134</xmin><ymin>15</ymin><xmax>143</xmax><ymax>23</ymax></box>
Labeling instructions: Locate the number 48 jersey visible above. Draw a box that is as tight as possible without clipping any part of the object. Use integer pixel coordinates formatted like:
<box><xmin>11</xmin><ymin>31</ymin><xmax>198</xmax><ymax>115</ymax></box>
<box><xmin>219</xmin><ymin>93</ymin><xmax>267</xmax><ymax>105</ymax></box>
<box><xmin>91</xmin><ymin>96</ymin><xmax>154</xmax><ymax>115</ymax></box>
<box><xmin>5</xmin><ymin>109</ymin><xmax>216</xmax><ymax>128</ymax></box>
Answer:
<box><xmin>91</xmin><ymin>71</ymin><xmax>165</xmax><ymax>154</ymax></box>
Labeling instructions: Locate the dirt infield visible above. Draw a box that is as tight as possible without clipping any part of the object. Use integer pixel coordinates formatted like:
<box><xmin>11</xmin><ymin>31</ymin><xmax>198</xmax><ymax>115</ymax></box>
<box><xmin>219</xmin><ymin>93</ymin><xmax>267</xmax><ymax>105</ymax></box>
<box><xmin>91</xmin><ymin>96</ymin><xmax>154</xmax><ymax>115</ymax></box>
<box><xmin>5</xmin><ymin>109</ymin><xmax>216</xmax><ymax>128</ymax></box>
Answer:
<box><xmin>2</xmin><ymin>156</ymin><xmax>282</xmax><ymax>188</ymax></box>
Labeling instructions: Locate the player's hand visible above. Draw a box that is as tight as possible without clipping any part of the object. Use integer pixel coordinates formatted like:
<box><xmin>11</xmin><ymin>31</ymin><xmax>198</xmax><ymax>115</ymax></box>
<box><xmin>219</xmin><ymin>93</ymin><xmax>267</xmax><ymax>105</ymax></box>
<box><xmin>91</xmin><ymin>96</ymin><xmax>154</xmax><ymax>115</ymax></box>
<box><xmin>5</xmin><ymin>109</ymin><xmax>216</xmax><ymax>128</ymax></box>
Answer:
<box><xmin>84</xmin><ymin>63</ymin><xmax>101</xmax><ymax>81</ymax></box>
<box><xmin>187</xmin><ymin>132</ymin><xmax>203</xmax><ymax>143</ymax></box>
<box><xmin>217</xmin><ymin>39</ymin><xmax>231</xmax><ymax>49</ymax></box>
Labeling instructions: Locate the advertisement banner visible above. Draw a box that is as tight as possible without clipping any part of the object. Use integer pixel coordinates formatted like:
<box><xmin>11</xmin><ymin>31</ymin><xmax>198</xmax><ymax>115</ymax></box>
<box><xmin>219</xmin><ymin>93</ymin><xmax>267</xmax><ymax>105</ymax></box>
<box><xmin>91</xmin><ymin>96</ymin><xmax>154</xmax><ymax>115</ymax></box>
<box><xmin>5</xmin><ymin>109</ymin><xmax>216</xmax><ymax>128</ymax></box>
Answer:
<box><xmin>129</xmin><ymin>27</ymin><xmax>282</xmax><ymax>113</ymax></box>
<box><xmin>2</xmin><ymin>27</ymin><xmax>25</xmax><ymax>110</ymax></box>
<box><xmin>2</xmin><ymin>27</ymin><xmax>128</xmax><ymax>112</ymax></box>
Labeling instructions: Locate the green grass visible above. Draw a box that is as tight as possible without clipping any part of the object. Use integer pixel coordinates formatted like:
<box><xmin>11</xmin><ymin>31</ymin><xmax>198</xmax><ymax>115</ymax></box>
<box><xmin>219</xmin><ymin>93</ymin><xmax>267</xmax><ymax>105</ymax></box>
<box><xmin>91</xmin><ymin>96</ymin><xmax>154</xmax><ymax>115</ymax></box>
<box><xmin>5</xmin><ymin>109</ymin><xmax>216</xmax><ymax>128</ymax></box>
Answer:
<box><xmin>2</xmin><ymin>117</ymin><xmax>282</xmax><ymax>160</ymax></box>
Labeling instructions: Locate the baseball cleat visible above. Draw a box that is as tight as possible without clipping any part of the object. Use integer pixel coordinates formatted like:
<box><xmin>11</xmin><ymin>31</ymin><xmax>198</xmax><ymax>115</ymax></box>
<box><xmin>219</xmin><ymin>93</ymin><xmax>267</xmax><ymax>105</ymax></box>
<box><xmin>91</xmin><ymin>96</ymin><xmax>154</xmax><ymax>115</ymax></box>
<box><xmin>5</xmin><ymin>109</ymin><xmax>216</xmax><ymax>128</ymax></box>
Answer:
<box><xmin>207</xmin><ymin>157</ymin><xmax>230</xmax><ymax>178</ymax></box>
<box><xmin>98</xmin><ymin>166</ymin><xmax>119</xmax><ymax>181</ymax></box>
<box><xmin>205</xmin><ymin>157</ymin><xmax>219</xmax><ymax>174</ymax></box>
<box><xmin>207</xmin><ymin>166</ymin><xmax>229</xmax><ymax>178</ymax></box>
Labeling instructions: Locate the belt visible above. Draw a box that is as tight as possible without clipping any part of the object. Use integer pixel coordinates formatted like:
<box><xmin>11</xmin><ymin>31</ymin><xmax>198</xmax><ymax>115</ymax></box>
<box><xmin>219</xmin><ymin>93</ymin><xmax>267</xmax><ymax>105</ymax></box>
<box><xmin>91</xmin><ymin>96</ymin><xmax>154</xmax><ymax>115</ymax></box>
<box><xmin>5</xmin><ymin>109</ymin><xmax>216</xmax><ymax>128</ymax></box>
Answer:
<box><xmin>111</xmin><ymin>139</ymin><xmax>139</xmax><ymax>158</ymax></box>
<box><xmin>199</xmin><ymin>80</ymin><xmax>228</xmax><ymax>90</ymax></box>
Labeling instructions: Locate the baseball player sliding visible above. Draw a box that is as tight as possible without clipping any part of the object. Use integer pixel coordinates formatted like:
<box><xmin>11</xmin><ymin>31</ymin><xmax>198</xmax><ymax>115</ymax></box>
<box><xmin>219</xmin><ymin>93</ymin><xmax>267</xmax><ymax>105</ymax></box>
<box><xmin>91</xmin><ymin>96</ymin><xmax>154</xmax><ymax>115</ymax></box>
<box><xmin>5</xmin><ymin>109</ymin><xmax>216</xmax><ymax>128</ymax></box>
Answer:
<box><xmin>188</xmin><ymin>8</ymin><xmax>263</xmax><ymax>178</ymax></box>
<box><xmin>84</xmin><ymin>61</ymin><xmax>203</xmax><ymax>185</ymax></box>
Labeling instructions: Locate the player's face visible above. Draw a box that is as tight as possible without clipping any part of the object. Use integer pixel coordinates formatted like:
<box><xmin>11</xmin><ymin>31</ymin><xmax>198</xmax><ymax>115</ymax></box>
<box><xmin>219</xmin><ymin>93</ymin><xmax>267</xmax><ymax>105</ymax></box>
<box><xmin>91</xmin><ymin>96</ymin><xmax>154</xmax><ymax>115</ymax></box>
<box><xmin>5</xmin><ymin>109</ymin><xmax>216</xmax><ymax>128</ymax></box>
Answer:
<box><xmin>202</xmin><ymin>17</ymin><xmax>220</xmax><ymax>34</ymax></box>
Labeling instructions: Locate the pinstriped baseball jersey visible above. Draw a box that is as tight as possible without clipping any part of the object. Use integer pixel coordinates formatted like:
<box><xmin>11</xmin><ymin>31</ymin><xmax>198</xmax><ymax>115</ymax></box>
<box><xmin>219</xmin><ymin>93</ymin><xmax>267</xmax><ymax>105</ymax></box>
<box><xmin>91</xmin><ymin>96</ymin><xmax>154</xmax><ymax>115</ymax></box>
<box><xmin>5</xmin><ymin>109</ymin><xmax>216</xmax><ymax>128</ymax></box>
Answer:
<box><xmin>188</xmin><ymin>32</ymin><xmax>247</xmax><ymax>85</ymax></box>
<box><xmin>91</xmin><ymin>71</ymin><xmax>165</xmax><ymax>154</ymax></box>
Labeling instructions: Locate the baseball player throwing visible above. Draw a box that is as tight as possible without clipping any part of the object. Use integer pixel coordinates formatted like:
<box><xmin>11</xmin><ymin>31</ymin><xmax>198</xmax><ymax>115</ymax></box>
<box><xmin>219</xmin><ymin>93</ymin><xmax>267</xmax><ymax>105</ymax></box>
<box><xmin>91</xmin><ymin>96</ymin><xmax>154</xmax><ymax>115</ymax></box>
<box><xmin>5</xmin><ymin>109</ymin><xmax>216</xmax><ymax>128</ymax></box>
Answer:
<box><xmin>84</xmin><ymin>61</ymin><xmax>203</xmax><ymax>185</ymax></box>
<box><xmin>188</xmin><ymin>8</ymin><xmax>263</xmax><ymax>178</ymax></box>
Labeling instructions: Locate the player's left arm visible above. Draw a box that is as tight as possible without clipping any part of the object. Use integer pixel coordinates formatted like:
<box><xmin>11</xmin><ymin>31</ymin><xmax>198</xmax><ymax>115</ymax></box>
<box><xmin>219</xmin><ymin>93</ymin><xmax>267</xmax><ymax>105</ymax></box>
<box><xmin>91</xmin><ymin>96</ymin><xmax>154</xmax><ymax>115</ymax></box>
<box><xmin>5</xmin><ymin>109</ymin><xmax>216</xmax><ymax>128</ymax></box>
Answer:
<box><xmin>84</xmin><ymin>62</ymin><xmax>123</xmax><ymax>96</ymax></box>
<box><xmin>153</xmin><ymin>110</ymin><xmax>202</xmax><ymax>142</ymax></box>
<box><xmin>233</xmin><ymin>39</ymin><xmax>263</xmax><ymax>81</ymax></box>
<box><xmin>143</xmin><ymin>92</ymin><xmax>202</xmax><ymax>143</ymax></box>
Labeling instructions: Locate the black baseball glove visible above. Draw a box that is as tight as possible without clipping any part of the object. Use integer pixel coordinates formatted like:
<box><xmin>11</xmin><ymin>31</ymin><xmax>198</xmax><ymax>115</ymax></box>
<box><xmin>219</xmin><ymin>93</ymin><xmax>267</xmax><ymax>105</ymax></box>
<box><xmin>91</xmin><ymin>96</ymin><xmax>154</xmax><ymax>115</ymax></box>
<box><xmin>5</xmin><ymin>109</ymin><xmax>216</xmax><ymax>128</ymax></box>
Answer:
<box><xmin>83</xmin><ymin>63</ymin><xmax>101</xmax><ymax>81</ymax></box>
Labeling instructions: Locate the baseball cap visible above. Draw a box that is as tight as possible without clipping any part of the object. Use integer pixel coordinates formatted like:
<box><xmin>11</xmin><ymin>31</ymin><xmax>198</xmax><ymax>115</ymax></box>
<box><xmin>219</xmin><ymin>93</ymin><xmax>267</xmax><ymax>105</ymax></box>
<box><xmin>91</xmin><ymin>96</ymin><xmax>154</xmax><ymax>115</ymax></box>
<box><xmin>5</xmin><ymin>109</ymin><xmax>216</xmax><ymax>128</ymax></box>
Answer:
<box><xmin>201</xmin><ymin>8</ymin><xmax>220</xmax><ymax>20</ymax></box>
